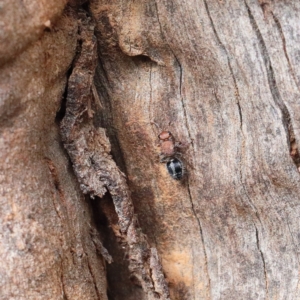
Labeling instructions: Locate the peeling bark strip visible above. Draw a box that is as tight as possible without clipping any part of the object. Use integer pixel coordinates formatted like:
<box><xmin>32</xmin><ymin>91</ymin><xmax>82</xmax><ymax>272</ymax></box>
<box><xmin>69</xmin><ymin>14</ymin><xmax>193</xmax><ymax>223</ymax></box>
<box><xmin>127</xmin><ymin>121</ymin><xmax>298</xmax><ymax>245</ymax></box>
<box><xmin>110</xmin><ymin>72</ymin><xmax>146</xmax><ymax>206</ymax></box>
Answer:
<box><xmin>60</xmin><ymin>10</ymin><xmax>170</xmax><ymax>300</ymax></box>
<box><xmin>90</xmin><ymin>227</ymin><xmax>113</xmax><ymax>264</ymax></box>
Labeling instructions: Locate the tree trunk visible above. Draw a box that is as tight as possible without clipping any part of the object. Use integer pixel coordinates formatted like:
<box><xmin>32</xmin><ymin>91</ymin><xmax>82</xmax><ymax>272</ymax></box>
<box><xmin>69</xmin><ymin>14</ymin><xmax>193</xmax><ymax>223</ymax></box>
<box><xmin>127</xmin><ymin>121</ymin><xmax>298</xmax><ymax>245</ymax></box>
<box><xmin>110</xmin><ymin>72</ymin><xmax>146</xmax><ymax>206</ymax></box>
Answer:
<box><xmin>1</xmin><ymin>0</ymin><xmax>300</xmax><ymax>299</ymax></box>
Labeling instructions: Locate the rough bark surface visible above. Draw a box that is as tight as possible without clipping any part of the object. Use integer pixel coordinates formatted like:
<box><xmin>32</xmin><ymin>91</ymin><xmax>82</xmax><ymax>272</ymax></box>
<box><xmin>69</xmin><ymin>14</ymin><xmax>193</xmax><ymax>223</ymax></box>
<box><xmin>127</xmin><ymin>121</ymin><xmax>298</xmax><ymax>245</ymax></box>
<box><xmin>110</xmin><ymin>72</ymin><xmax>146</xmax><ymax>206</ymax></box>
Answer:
<box><xmin>90</xmin><ymin>0</ymin><xmax>300</xmax><ymax>299</ymax></box>
<box><xmin>0</xmin><ymin>0</ymin><xmax>300</xmax><ymax>300</ymax></box>
<box><xmin>60</xmin><ymin>11</ymin><xmax>170</xmax><ymax>299</ymax></box>
<box><xmin>0</xmin><ymin>3</ymin><xmax>108</xmax><ymax>300</ymax></box>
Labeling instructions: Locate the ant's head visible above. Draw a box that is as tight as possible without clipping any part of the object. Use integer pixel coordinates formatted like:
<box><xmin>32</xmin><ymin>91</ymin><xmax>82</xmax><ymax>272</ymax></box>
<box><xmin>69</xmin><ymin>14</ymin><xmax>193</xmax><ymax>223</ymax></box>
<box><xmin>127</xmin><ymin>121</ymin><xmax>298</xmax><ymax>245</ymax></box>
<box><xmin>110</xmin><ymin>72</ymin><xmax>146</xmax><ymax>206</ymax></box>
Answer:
<box><xmin>158</xmin><ymin>131</ymin><xmax>173</xmax><ymax>141</ymax></box>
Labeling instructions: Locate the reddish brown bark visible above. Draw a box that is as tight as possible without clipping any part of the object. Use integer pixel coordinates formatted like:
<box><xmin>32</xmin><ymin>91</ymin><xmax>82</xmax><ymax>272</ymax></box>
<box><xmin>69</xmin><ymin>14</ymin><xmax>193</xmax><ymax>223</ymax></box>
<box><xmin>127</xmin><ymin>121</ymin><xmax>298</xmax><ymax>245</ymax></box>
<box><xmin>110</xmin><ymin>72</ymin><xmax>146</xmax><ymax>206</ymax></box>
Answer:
<box><xmin>1</xmin><ymin>1</ymin><xmax>300</xmax><ymax>299</ymax></box>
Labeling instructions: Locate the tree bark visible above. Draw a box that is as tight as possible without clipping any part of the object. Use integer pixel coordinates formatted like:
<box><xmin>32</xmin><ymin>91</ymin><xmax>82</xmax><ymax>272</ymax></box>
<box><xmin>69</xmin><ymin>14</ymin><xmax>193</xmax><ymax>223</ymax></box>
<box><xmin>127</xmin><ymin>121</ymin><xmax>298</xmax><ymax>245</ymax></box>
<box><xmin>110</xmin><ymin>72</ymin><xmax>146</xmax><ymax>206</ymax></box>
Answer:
<box><xmin>0</xmin><ymin>3</ymin><xmax>108</xmax><ymax>300</ymax></box>
<box><xmin>0</xmin><ymin>0</ymin><xmax>300</xmax><ymax>300</ymax></box>
<box><xmin>90</xmin><ymin>0</ymin><xmax>300</xmax><ymax>299</ymax></box>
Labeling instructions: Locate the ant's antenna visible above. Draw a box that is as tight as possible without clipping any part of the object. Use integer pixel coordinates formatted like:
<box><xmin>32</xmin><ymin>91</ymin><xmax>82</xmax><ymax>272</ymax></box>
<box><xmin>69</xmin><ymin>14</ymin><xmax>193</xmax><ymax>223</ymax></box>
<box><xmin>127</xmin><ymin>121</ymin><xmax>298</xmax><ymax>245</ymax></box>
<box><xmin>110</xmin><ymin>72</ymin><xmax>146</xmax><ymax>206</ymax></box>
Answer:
<box><xmin>150</xmin><ymin>121</ymin><xmax>162</xmax><ymax>135</ymax></box>
<box><xmin>150</xmin><ymin>121</ymin><xmax>160</xmax><ymax>129</ymax></box>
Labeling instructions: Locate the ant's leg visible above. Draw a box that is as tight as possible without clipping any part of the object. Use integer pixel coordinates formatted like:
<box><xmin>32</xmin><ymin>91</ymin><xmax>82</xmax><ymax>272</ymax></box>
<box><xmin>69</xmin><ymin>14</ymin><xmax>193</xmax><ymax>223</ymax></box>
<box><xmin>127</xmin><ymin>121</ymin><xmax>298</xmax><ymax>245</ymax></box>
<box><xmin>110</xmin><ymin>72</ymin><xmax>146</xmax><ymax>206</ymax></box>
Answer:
<box><xmin>159</xmin><ymin>154</ymin><xmax>170</xmax><ymax>163</ymax></box>
<box><xmin>175</xmin><ymin>140</ymin><xmax>193</xmax><ymax>149</ymax></box>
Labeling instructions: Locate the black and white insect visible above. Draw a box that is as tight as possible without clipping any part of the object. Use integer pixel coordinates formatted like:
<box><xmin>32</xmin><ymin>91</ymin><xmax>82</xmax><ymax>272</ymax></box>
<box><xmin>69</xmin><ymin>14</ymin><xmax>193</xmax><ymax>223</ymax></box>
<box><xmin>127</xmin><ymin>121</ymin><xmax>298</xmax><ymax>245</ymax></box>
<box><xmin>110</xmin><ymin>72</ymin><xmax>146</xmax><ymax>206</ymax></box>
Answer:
<box><xmin>151</xmin><ymin>122</ymin><xmax>188</xmax><ymax>180</ymax></box>
<box><xmin>166</xmin><ymin>158</ymin><xmax>185</xmax><ymax>180</ymax></box>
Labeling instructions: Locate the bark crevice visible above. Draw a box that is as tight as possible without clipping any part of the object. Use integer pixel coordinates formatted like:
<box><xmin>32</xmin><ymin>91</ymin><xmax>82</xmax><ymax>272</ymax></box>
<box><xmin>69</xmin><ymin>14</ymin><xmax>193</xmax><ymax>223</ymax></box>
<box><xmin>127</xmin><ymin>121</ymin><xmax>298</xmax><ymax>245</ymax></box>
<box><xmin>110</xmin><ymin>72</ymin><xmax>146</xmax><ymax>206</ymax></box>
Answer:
<box><xmin>176</xmin><ymin>56</ymin><xmax>194</xmax><ymax>147</ymax></box>
<box><xmin>154</xmin><ymin>4</ymin><xmax>211</xmax><ymax>297</ymax></box>
<box><xmin>244</xmin><ymin>0</ymin><xmax>299</xmax><ymax>168</ymax></box>
<box><xmin>59</xmin><ymin>8</ymin><xmax>170</xmax><ymax>300</ymax></box>
<box><xmin>203</xmin><ymin>0</ymin><xmax>244</xmax><ymax>132</ymax></box>
<box><xmin>60</xmin><ymin>258</ymin><xmax>68</xmax><ymax>300</ymax></box>
<box><xmin>1</xmin><ymin>0</ymin><xmax>300</xmax><ymax>299</ymax></box>
<box><xmin>46</xmin><ymin>157</ymin><xmax>72</xmax><ymax>299</ymax></box>
<box><xmin>255</xmin><ymin>225</ymin><xmax>269</xmax><ymax>298</ymax></box>
<box><xmin>203</xmin><ymin>0</ymin><xmax>247</xmax><ymax>203</ymax></box>
<box><xmin>154</xmin><ymin>0</ymin><xmax>193</xmax><ymax>144</ymax></box>
<box><xmin>271</xmin><ymin>12</ymin><xmax>300</xmax><ymax>93</ymax></box>
<box><xmin>87</xmin><ymin>257</ymin><xmax>102</xmax><ymax>300</ymax></box>
<box><xmin>187</xmin><ymin>183</ymin><xmax>212</xmax><ymax>299</ymax></box>
<box><xmin>149</xmin><ymin>63</ymin><xmax>153</xmax><ymax>123</ymax></box>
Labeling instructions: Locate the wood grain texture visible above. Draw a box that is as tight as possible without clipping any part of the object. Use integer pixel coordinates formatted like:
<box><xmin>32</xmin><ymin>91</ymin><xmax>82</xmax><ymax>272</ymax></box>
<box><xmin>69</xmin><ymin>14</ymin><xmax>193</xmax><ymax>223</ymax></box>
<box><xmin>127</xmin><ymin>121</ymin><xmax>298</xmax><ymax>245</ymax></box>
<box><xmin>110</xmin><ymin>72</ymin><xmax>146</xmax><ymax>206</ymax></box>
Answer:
<box><xmin>60</xmin><ymin>11</ymin><xmax>170</xmax><ymax>299</ymax></box>
<box><xmin>90</xmin><ymin>0</ymin><xmax>300</xmax><ymax>299</ymax></box>
<box><xmin>0</xmin><ymin>0</ymin><xmax>299</xmax><ymax>299</ymax></box>
<box><xmin>0</xmin><ymin>5</ymin><xmax>108</xmax><ymax>299</ymax></box>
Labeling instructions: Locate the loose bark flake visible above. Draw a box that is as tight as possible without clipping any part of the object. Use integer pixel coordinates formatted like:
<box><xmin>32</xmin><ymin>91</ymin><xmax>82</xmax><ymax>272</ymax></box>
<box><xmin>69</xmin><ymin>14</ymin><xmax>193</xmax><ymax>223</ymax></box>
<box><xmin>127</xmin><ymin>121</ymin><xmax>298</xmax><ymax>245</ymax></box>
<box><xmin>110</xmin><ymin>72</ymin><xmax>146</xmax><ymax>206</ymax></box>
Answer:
<box><xmin>60</xmin><ymin>10</ymin><xmax>170</xmax><ymax>300</ymax></box>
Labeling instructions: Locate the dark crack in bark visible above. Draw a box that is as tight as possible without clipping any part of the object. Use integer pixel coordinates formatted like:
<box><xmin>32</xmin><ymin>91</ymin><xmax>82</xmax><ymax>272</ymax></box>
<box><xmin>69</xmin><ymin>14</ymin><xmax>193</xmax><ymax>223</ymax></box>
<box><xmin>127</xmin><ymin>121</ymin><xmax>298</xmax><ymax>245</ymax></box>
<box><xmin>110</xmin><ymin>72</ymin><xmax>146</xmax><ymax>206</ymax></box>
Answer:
<box><xmin>204</xmin><ymin>0</ymin><xmax>272</xmax><ymax>229</ymax></box>
<box><xmin>270</xmin><ymin>12</ymin><xmax>300</xmax><ymax>169</ymax></box>
<box><xmin>244</xmin><ymin>1</ymin><xmax>299</xmax><ymax>169</ymax></box>
<box><xmin>60</xmin><ymin>257</ymin><xmax>68</xmax><ymax>300</ymax></box>
<box><xmin>203</xmin><ymin>1</ymin><xmax>248</xmax><ymax>207</ymax></box>
<box><xmin>203</xmin><ymin>0</ymin><xmax>243</xmax><ymax>131</ymax></box>
<box><xmin>154</xmin><ymin>0</ymin><xmax>194</xmax><ymax>146</ymax></box>
<box><xmin>45</xmin><ymin>158</ymin><xmax>69</xmax><ymax>299</ymax></box>
<box><xmin>60</xmin><ymin>9</ymin><xmax>170</xmax><ymax>300</ymax></box>
<box><xmin>255</xmin><ymin>225</ymin><xmax>269</xmax><ymax>298</ymax></box>
<box><xmin>201</xmin><ymin>4</ymin><xmax>274</xmax><ymax>298</ymax></box>
<box><xmin>271</xmin><ymin>12</ymin><xmax>300</xmax><ymax>93</ymax></box>
<box><xmin>187</xmin><ymin>182</ymin><xmax>212</xmax><ymax>300</ymax></box>
<box><xmin>173</xmin><ymin>54</ymin><xmax>194</xmax><ymax>149</ymax></box>
<box><xmin>154</xmin><ymin>4</ymin><xmax>211</xmax><ymax>298</ymax></box>
<box><xmin>90</xmin><ymin>226</ymin><xmax>113</xmax><ymax>264</ymax></box>
<box><xmin>149</xmin><ymin>63</ymin><xmax>153</xmax><ymax>124</ymax></box>
<box><xmin>87</xmin><ymin>257</ymin><xmax>101</xmax><ymax>300</ymax></box>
